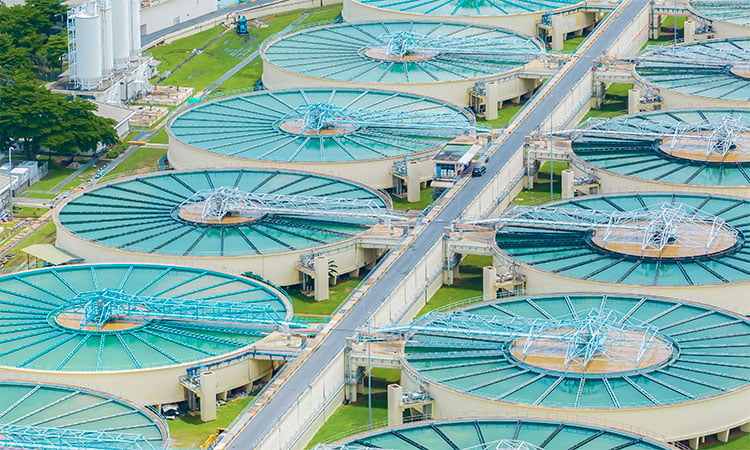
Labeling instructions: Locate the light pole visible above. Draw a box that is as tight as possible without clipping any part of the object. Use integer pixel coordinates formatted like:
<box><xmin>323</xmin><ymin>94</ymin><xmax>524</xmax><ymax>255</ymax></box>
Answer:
<box><xmin>367</xmin><ymin>316</ymin><xmax>372</xmax><ymax>431</ymax></box>
<box><xmin>7</xmin><ymin>145</ymin><xmax>13</xmax><ymax>221</ymax></box>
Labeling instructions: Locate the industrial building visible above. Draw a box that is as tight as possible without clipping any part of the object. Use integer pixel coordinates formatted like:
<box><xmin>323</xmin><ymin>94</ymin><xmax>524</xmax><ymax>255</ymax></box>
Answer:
<box><xmin>388</xmin><ymin>293</ymin><xmax>750</xmax><ymax>447</ymax></box>
<box><xmin>0</xmin><ymin>380</ymin><xmax>169</xmax><ymax>449</ymax></box>
<box><xmin>54</xmin><ymin>169</ymin><xmax>393</xmax><ymax>290</ymax></box>
<box><xmin>689</xmin><ymin>0</ymin><xmax>750</xmax><ymax>38</ymax></box>
<box><xmin>561</xmin><ymin>108</ymin><xmax>750</xmax><ymax>197</ymax></box>
<box><xmin>261</xmin><ymin>21</ymin><xmax>546</xmax><ymax>108</ymax></box>
<box><xmin>487</xmin><ymin>193</ymin><xmax>750</xmax><ymax>312</ymax></box>
<box><xmin>166</xmin><ymin>88</ymin><xmax>476</xmax><ymax>196</ymax></box>
<box><xmin>0</xmin><ymin>263</ymin><xmax>294</xmax><ymax>414</ymax></box>
<box><xmin>341</xmin><ymin>0</ymin><xmax>603</xmax><ymax>51</ymax></box>
<box><xmin>635</xmin><ymin>38</ymin><xmax>749</xmax><ymax>110</ymax></box>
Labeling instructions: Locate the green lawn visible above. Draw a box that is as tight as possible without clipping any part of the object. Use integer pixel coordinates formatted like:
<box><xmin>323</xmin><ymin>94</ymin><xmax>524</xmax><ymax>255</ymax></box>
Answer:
<box><xmin>391</xmin><ymin>187</ymin><xmax>433</xmax><ymax>211</ymax></box>
<box><xmin>299</xmin><ymin>4</ymin><xmax>342</xmax><ymax>25</ymax></box>
<box><xmin>148</xmin><ymin>128</ymin><xmax>169</xmax><ymax>144</ymax></box>
<box><xmin>149</xmin><ymin>26</ymin><xmax>226</xmax><ymax>76</ymax></box>
<box><xmin>476</xmin><ymin>104</ymin><xmax>523</xmax><ymax>129</ymax></box>
<box><xmin>99</xmin><ymin>147</ymin><xmax>167</xmax><ymax>182</ymax></box>
<box><xmin>642</xmin><ymin>35</ymin><xmax>676</xmax><ymax>49</ymax></box>
<box><xmin>416</xmin><ymin>255</ymin><xmax>490</xmax><ymax>316</ymax></box>
<box><xmin>4</xmin><ymin>221</ymin><xmax>56</xmax><ymax>268</ymax></box>
<box><xmin>581</xmin><ymin>83</ymin><xmax>632</xmax><ymax>122</ymax></box>
<box><xmin>513</xmin><ymin>161</ymin><xmax>567</xmax><ymax>207</ymax></box>
<box><xmin>216</xmin><ymin>58</ymin><xmax>263</xmax><ymax>92</ymax></box>
<box><xmin>167</xmin><ymin>395</ymin><xmax>255</xmax><ymax>449</ymax></box>
<box><xmin>22</xmin><ymin>192</ymin><xmax>58</xmax><ymax>199</ymax></box>
<box><xmin>561</xmin><ymin>35</ymin><xmax>587</xmax><ymax>53</ymax></box>
<box><xmin>288</xmin><ymin>277</ymin><xmax>364</xmax><ymax>316</ymax></box>
<box><xmin>31</xmin><ymin>165</ymin><xmax>77</xmax><ymax>191</ymax></box>
<box><xmin>305</xmin><ymin>368</ymin><xmax>401</xmax><ymax>449</ymax></box>
<box><xmin>12</xmin><ymin>205</ymin><xmax>48</xmax><ymax>219</ymax></box>
<box><xmin>661</xmin><ymin>15</ymin><xmax>686</xmax><ymax>29</ymax></box>
<box><xmin>703</xmin><ymin>434</ymin><xmax>750</xmax><ymax>449</ymax></box>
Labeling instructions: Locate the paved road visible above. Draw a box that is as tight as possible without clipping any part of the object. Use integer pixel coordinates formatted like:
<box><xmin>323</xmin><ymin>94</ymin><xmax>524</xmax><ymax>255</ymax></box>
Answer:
<box><xmin>223</xmin><ymin>0</ymin><xmax>649</xmax><ymax>447</ymax></box>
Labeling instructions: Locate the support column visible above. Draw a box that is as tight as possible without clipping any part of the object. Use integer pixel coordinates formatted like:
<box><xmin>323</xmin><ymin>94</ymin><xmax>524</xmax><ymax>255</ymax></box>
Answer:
<box><xmin>561</xmin><ymin>169</ymin><xmax>575</xmax><ymax>199</ymax></box>
<box><xmin>716</xmin><ymin>430</ymin><xmax>730</xmax><ymax>443</ymax></box>
<box><xmin>551</xmin><ymin>15</ymin><xmax>564</xmax><ymax>51</ymax></box>
<box><xmin>387</xmin><ymin>384</ymin><xmax>404</xmax><ymax>427</ymax></box>
<box><xmin>199</xmin><ymin>371</ymin><xmax>217</xmax><ymax>422</ymax></box>
<box><xmin>688</xmin><ymin>437</ymin><xmax>699</xmax><ymax>450</ymax></box>
<box><xmin>683</xmin><ymin>20</ymin><xmax>695</xmax><ymax>42</ymax></box>
<box><xmin>406</xmin><ymin>161</ymin><xmax>421</xmax><ymax>203</ymax></box>
<box><xmin>628</xmin><ymin>88</ymin><xmax>641</xmax><ymax>114</ymax></box>
<box><xmin>314</xmin><ymin>255</ymin><xmax>329</xmax><ymax>301</ymax></box>
<box><xmin>483</xmin><ymin>266</ymin><xmax>497</xmax><ymax>301</ymax></box>
<box><xmin>741</xmin><ymin>422</ymin><xmax>750</xmax><ymax>432</ymax></box>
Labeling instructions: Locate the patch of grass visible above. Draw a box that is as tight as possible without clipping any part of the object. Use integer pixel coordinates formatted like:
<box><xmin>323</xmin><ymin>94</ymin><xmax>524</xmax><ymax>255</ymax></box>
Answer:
<box><xmin>31</xmin><ymin>165</ymin><xmax>77</xmax><ymax>191</ymax></box>
<box><xmin>581</xmin><ymin>83</ymin><xmax>632</xmax><ymax>122</ymax></box>
<box><xmin>702</xmin><ymin>434</ymin><xmax>750</xmax><ymax>449</ymax></box>
<box><xmin>216</xmin><ymin>58</ymin><xmax>263</xmax><ymax>91</ymax></box>
<box><xmin>391</xmin><ymin>187</ymin><xmax>433</xmax><ymax>211</ymax></box>
<box><xmin>642</xmin><ymin>35</ymin><xmax>675</xmax><ymax>49</ymax></box>
<box><xmin>12</xmin><ymin>206</ymin><xmax>48</xmax><ymax>219</ymax></box>
<box><xmin>561</xmin><ymin>35</ymin><xmax>586</xmax><ymax>53</ymax></box>
<box><xmin>513</xmin><ymin>161</ymin><xmax>567</xmax><ymax>207</ymax></box>
<box><xmin>99</xmin><ymin>147</ymin><xmax>167</xmax><ymax>182</ymax></box>
<box><xmin>148</xmin><ymin>128</ymin><xmax>169</xmax><ymax>145</ymax></box>
<box><xmin>22</xmin><ymin>192</ymin><xmax>58</xmax><ymax>199</ymax></box>
<box><xmin>4</xmin><ymin>221</ymin><xmax>56</xmax><ymax>268</ymax></box>
<box><xmin>149</xmin><ymin>26</ymin><xmax>225</xmax><ymax>76</ymax></box>
<box><xmin>661</xmin><ymin>15</ymin><xmax>686</xmax><ymax>29</ymax></box>
<box><xmin>167</xmin><ymin>396</ymin><xmax>255</xmax><ymax>449</ymax></box>
<box><xmin>416</xmin><ymin>255</ymin><xmax>490</xmax><ymax>316</ymax></box>
<box><xmin>305</xmin><ymin>368</ymin><xmax>401</xmax><ymax>449</ymax></box>
<box><xmin>476</xmin><ymin>104</ymin><xmax>523</xmax><ymax>129</ymax></box>
<box><xmin>299</xmin><ymin>5</ymin><xmax>342</xmax><ymax>24</ymax></box>
<box><xmin>288</xmin><ymin>277</ymin><xmax>364</xmax><ymax>316</ymax></box>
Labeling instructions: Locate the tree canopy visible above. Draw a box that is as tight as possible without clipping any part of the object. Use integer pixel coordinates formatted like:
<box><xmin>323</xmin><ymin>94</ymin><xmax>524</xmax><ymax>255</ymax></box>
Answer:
<box><xmin>0</xmin><ymin>0</ymin><xmax>118</xmax><ymax>158</ymax></box>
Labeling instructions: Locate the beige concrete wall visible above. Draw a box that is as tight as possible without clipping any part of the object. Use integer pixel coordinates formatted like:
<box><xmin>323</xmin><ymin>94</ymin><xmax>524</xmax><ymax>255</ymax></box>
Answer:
<box><xmin>0</xmin><ymin>352</ymin><xmax>273</xmax><ymax>406</ymax></box>
<box><xmin>262</xmin><ymin>49</ymin><xmax>536</xmax><ymax>107</ymax></box>
<box><xmin>401</xmin><ymin>364</ymin><xmax>750</xmax><ymax>442</ymax></box>
<box><xmin>167</xmin><ymin>127</ymin><xmax>439</xmax><ymax>190</ymax></box>
<box><xmin>711</xmin><ymin>20</ymin><xmax>750</xmax><ymax>39</ymax></box>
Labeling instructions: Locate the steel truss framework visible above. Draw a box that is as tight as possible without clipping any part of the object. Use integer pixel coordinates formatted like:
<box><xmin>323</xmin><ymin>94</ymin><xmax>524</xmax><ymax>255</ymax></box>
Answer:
<box><xmin>561</xmin><ymin>113</ymin><xmax>750</xmax><ymax>159</ymax></box>
<box><xmin>179</xmin><ymin>187</ymin><xmax>397</xmax><ymax>224</ymax></box>
<box><xmin>368</xmin><ymin>31</ymin><xmax>539</xmax><ymax>62</ymax></box>
<box><xmin>636</xmin><ymin>43</ymin><xmax>749</xmax><ymax>68</ymax></box>
<box><xmin>283</xmin><ymin>102</ymin><xmax>475</xmax><ymax>137</ymax></box>
<box><xmin>379</xmin><ymin>309</ymin><xmax>670</xmax><ymax>369</ymax></box>
<box><xmin>475</xmin><ymin>202</ymin><xmax>736</xmax><ymax>252</ymax></box>
<box><xmin>0</xmin><ymin>424</ymin><xmax>158</xmax><ymax>450</ymax></box>
<box><xmin>314</xmin><ymin>440</ymin><xmax>544</xmax><ymax>450</ymax></box>
<box><xmin>72</xmin><ymin>289</ymin><xmax>300</xmax><ymax>331</ymax></box>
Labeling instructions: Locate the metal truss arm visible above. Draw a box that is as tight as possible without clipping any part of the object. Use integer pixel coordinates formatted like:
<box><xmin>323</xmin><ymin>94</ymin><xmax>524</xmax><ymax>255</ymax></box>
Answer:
<box><xmin>0</xmin><ymin>424</ymin><xmax>157</xmax><ymax>450</ymax></box>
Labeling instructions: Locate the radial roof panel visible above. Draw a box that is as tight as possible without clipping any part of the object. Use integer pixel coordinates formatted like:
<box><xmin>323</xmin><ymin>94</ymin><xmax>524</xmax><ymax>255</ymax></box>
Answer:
<box><xmin>636</xmin><ymin>38</ymin><xmax>750</xmax><ymax>102</ymax></box>
<box><xmin>572</xmin><ymin>109</ymin><xmax>750</xmax><ymax>186</ymax></box>
<box><xmin>401</xmin><ymin>294</ymin><xmax>750</xmax><ymax>409</ymax></box>
<box><xmin>262</xmin><ymin>21</ymin><xmax>542</xmax><ymax>84</ymax></box>
<box><xmin>0</xmin><ymin>380</ymin><xmax>167</xmax><ymax>449</ymax></box>
<box><xmin>495</xmin><ymin>193</ymin><xmax>750</xmax><ymax>286</ymax></box>
<box><xmin>168</xmin><ymin>88</ymin><xmax>473</xmax><ymax>163</ymax></box>
<box><xmin>350</xmin><ymin>0</ymin><xmax>580</xmax><ymax>16</ymax></box>
<box><xmin>0</xmin><ymin>264</ymin><xmax>290</xmax><ymax>372</ymax></box>
<box><xmin>325</xmin><ymin>418</ymin><xmax>672</xmax><ymax>449</ymax></box>
<box><xmin>58</xmin><ymin>169</ymin><xmax>386</xmax><ymax>257</ymax></box>
<box><xmin>690</xmin><ymin>0</ymin><xmax>750</xmax><ymax>27</ymax></box>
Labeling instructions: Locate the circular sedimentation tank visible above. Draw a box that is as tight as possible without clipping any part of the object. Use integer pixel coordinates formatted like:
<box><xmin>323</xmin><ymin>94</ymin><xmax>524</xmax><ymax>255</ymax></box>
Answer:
<box><xmin>690</xmin><ymin>0</ymin><xmax>749</xmax><ymax>37</ymax></box>
<box><xmin>570</xmin><ymin>108</ymin><xmax>750</xmax><ymax>196</ymax></box>
<box><xmin>493</xmin><ymin>193</ymin><xmax>750</xmax><ymax>311</ymax></box>
<box><xmin>167</xmin><ymin>88</ymin><xmax>474</xmax><ymax>188</ymax></box>
<box><xmin>261</xmin><ymin>21</ymin><xmax>544</xmax><ymax>106</ymax></box>
<box><xmin>635</xmin><ymin>38</ymin><xmax>750</xmax><ymax>108</ymax></box>
<box><xmin>0</xmin><ymin>380</ymin><xmax>168</xmax><ymax>449</ymax></box>
<box><xmin>55</xmin><ymin>169</ymin><xmax>389</xmax><ymax>285</ymax></box>
<box><xmin>399</xmin><ymin>294</ymin><xmax>750</xmax><ymax>442</ymax></box>
<box><xmin>0</xmin><ymin>263</ymin><xmax>291</xmax><ymax>404</ymax></box>
<box><xmin>325</xmin><ymin>418</ymin><xmax>673</xmax><ymax>449</ymax></box>
<box><xmin>342</xmin><ymin>0</ymin><xmax>583</xmax><ymax>35</ymax></box>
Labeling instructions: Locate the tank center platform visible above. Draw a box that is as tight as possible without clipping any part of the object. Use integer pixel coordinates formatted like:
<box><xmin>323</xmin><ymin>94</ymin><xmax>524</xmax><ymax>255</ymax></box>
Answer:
<box><xmin>660</xmin><ymin>133</ymin><xmax>750</xmax><ymax>163</ymax></box>
<box><xmin>362</xmin><ymin>31</ymin><xmax>444</xmax><ymax>62</ymax></box>
<box><xmin>363</xmin><ymin>46</ymin><xmax>440</xmax><ymax>62</ymax></box>
<box><xmin>730</xmin><ymin>63</ymin><xmax>750</xmax><ymax>80</ymax></box>
<box><xmin>277</xmin><ymin>103</ymin><xmax>361</xmax><ymax>136</ymax></box>
<box><xmin>174</xmin><ymin>187</ymin><xmax>264</xmax><ymax>225</ymax></box>
<box><xmin>510</xmin><ymin>329</ymin><xmax>673</xmax><ymax>374</ymax></box>
<box><xmin>53</xmin><ymin>309</ymin><xmax>146</xmax><ymax>332</ymax></box>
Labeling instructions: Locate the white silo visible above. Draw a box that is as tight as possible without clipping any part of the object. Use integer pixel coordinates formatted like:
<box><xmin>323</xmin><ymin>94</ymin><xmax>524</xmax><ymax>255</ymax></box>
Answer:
<box><xmin>130</xmin><ymin>0</ymin><xmax>141</xmax><ymax>59</ymax></box>
<box><xmin>99</xmin><ymin>0</ymin><xmax>114</xmax><ymax>75</ymax></box>
<box><xmin>111</xmin><ymin>0</ymin><xmax>131</xmax><ymax>69</ymax></box>
<box><xmin>73</xmin><ymin>4</ymin><xmax>103</xmax><ymax>89</ymax></box>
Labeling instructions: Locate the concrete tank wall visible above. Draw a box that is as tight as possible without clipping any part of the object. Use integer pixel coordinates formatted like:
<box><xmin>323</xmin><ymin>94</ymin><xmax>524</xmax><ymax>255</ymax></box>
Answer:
<box><xmin>634</xmin><ymin>73</ymin><xmax>750</xmax><ymax>110</ymax></box>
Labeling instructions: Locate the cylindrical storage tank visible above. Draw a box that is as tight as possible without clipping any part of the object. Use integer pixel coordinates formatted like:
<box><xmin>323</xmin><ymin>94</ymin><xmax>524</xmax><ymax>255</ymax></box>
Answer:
<box><xmin>73</xmin><ymin>10</ymin><xmax>103</xmax><ymax>89</ymax></box>
<box><xmin>635</xmin><ymin>38</ymin><xmax>750</xmax><ymax>109</ymax></box>
<box><xmin>325</xmin><ymin>418</ymin><xmax>674</xmax><ymax>449</ymax></box>
<box><xmin>569</xmin><ymin>108</ymin><xmax>750</xmax><ymax>197</ymax></box>
<box><xmin>99</xmin><ymin>0</ymin><xmax>114</xmax><ymax>76</ymax></box>
<box><xmin>493</xmin><ymin>193</ymin><xmax>750</xmax><ymax>312</ymax></box>
<box><xmin>111</xmin><ymin>0</ymin><xmax>131</xmax><ymax>69</ymax></box>
<box><xmin>342</xmin><ymin>0</ymin><xmax>585</xmax><ymax>37</ymax></box>
<box><xmin>130</xmin><ymin>0</ymin><xmax>141</xmax><ymax>59</ymax></box>
<box><xmin>0</xmin><ymin>263</ymin><xmax>292</xmax><ymax>405</ymax></box>
<box><xmin>0</xmin><ymin>379</ymin><xmax>168</xmax><ymax>449</ymax></box>
<box><xmin>689</xmin><ymin>0</ymin><xmax>750</xmax><ymax>38</ymax></box>
<box><xmin>167</xmin><ymin>88</ymin><xmax>474</xmax><ymax>188</ymax></box>
<box><xmin>261</xmin><ymin>21</ymin><xmax>544</xmax><ymax>107</ymax></box>
<box><xmin>398</xmin><ymin>294</ymin><xmax>750</xmax><ymax>443</ymax></box>
<box><xmin>54</xmin><ymin>169</ymin><xmax>390</xmax><ymax>286</ymax></box>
